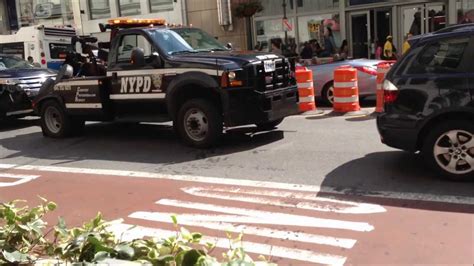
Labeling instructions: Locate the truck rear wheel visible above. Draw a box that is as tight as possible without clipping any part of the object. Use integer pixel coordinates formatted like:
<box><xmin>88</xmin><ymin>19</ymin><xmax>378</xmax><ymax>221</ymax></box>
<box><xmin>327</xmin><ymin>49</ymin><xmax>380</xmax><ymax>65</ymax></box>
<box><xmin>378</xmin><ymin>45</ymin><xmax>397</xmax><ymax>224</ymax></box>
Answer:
<box><xmin>40</xmin><ymin>100</ymin><xmax>82</xmax><ymax>138</ymax></box>
<box><xmin>176</xmin><ymin>98</ymin><xmax>223</xmax><ymax>148</ymax></box>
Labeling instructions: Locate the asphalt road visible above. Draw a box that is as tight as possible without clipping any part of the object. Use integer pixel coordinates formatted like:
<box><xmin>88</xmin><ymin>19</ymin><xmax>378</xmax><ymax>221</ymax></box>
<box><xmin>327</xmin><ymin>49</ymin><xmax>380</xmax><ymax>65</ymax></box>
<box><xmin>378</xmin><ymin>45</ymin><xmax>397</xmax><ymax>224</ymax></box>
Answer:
<box><xmin>1</xmin><ymin>105</ymin><xmax>473</xmax><ymax>264</ymax></box>
<box><xmin>0</xmin><ymin>106</ymin><xmax>473</xmax><ymax>199</ymax></box>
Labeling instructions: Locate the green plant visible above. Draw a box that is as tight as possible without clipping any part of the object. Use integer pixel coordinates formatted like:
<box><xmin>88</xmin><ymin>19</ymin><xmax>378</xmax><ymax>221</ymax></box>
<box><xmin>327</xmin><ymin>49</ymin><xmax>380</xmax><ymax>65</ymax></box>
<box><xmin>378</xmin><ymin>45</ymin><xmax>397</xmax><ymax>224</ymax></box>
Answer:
<box><xmin>234</xmin><ymin>0</ymin><xmax>264</xmax><ymax>18</ymax></box>
<box><xmin>0</xmin><ymin>197</ymin><xmax>57</xmax><ymax>264</ymax></box>
<box><xmin>0</xmin><ymin>199</ymin><xmax>276</xmax><ymax>265</ymax></box>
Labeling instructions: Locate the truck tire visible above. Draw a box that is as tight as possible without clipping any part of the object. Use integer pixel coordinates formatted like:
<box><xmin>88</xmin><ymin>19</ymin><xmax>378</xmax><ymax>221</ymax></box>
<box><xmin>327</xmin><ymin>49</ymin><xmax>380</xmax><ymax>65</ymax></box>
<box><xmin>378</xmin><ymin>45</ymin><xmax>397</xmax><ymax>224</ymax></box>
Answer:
<box><xmin>40</xmin><ymin>100</ymin><xmax>76</xmax><ymax>138</ymax></box>
<box><xmin>176</xmin><ymin>98</ymin><xmax>223</xmax><ymax>148</ymax></box>
<box><xmin>256</xmin><ymin>118</ymin><xmax>284</xmax><ymax>130</ymax></box>
<box><xmin>422</xmin><ymin>120</ymin><xmax>474</xmax><ymax>181</ymax></box>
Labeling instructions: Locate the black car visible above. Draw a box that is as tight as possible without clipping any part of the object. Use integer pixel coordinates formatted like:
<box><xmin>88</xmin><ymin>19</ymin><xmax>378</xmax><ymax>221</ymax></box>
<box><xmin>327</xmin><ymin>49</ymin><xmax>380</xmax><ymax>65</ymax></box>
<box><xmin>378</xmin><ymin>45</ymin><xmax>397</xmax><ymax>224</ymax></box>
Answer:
<box><xmin>0</xmin><ymin>54</ymin><xmax>56</xmax><ymax>118</ymax></box>
<box><xmin>377</xmin><ymin>24</ymin><xmax>474</xmax><ymax>180</ymax></box>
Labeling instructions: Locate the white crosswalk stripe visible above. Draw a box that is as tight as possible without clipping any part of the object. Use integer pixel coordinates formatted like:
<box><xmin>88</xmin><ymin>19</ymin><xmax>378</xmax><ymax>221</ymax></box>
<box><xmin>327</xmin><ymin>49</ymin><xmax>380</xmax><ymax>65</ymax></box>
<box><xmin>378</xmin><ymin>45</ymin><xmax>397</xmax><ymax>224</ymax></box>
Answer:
<box><xmin>108</xmin><ymin>223</ymin><xmax>348</xmax><ymax>266</ymax></box>
<box><xmin>156</xmin><ymin>199</ymin><xmax>374</xmax><ymax>232</ymax></box>
<box><xmin>129</xmin><ymin>211</ymin><xmax>357</xmax><ymax>248</ymax></box>
<box><xmin>181</xmin><ymin>186</ymin><xmax>386</xmax><ymax>214</ymax></box>
<box><xmin>112</xmin><ymin>185</ymin><xmax>384</xmax><ymax>265</ymax></box>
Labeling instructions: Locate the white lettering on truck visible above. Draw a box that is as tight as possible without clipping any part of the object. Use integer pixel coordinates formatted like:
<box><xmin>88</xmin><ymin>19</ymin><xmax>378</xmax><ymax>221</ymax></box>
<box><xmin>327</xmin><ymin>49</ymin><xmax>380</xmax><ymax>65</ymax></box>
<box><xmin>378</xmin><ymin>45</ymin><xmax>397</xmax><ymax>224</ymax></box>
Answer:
<box><xmin>120</xmin><ymin>76</ymin><xmax>152</xmax><ymax>93</ymax></box>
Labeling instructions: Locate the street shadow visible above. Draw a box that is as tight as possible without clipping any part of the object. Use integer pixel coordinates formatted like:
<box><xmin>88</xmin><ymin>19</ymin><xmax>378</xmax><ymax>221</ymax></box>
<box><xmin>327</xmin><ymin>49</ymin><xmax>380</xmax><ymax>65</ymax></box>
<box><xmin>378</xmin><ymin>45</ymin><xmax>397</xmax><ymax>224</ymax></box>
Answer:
<box><xmin>320</xmin><ymin>151</ymin><xmax>474</xmax><ymax>213</ymax></box>
<box><xmin>0</xmin><ymin>122</ymin><xmax>286</xmax><ymax>165</ymax></box>
<box><xmin>345</xmin><ymin>113</ymin><xmax>376</xmax><ymax>122</ymax></box>
<box><xmin>0</xmin><ymin>118</ymin><xmax>39</xmax><ymax>132</ymax></box>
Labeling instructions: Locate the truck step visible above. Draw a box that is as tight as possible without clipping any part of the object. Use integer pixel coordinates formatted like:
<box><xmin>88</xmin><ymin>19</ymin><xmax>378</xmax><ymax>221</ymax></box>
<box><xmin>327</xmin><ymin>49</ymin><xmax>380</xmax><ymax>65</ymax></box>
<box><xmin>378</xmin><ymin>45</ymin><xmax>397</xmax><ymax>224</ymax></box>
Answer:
<box><xmin>114</xmin><ymin>114</ymin><xmax>171</xmax><ymax>123</ymax></box>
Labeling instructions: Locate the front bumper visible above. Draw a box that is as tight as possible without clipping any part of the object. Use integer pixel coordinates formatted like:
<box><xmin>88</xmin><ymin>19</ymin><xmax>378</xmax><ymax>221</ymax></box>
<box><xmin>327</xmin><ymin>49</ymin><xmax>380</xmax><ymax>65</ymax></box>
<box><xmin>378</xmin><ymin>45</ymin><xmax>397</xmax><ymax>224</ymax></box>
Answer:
<box><xmin>0</xmin><ymin>86</ymin><xmax>34</xmax><ymax>117</ymax></box>
<box><xmin>376</xmin><ymin>113</ymin><xmax>419</xmax><ymax>152</ymax></box>
<box><xmin>223</xmin><ymin>85</ymin><xmax>299</xmax><ymax>127</ymax></box>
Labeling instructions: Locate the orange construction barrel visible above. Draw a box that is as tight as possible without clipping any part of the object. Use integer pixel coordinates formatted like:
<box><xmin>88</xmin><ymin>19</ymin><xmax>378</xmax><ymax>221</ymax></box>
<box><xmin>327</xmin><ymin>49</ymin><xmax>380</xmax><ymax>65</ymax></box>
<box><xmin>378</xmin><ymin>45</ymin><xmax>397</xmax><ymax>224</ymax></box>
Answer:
<box><xmin>296</xmin><ymin>67</ymin><xmax>317</xmax><ymax>113</ymax></box>
<box><xmin>333</xmin><ymin>66</ymin><xmax>360</xmax><ymax>113</ymax></box>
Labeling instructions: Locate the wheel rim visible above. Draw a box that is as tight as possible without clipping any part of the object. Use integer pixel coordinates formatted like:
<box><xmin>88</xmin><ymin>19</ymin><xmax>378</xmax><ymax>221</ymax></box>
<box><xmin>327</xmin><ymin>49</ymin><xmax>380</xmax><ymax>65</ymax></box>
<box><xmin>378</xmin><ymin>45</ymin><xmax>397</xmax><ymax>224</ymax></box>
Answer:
<box><xmin>44</xmin><ymin>106</ymin><xmax>62</xmax><ymax>134</ymax></box>
<box><xmin>327</xmin><ymin>86</ymin><xmax>334</xmax><ymax>104</ymax></box>
<box><xmin>184</xmin><ymin>108</ymin><xmax>209</xmax><ymax>142</ymax></box>
<box><xmin>433</xmin><ymin>129</ymin><xmax>474</xmax><ymax>175</ymax></box>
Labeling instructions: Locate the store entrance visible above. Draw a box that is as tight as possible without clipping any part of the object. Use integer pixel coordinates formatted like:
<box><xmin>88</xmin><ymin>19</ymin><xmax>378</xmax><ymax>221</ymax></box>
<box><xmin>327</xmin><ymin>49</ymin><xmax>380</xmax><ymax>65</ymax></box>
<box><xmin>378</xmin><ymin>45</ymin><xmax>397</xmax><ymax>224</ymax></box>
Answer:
<box><xmin>349</xmin><ymin>8</ymin><xmax>392</xmax><ymax>59</ymax></box>
<box><xmin>350</xmin><ymin>12</ymin><xmax>369</xmax><ymax>59</ymax></box>
<box><xmin>370</xmin><ymin>8</ymin><xmax>392</xmax><ymax>59</ymax></box>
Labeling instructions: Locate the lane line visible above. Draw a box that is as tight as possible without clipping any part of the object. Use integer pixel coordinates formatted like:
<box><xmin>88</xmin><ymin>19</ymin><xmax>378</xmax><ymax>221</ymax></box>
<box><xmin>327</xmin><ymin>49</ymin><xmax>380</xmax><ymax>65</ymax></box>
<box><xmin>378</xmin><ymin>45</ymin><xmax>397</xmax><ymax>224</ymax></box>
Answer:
<box><xmin>156</xmin><ymin>199</ymin><xmax>374</xmax><ymax>232</ymax></box>
<box><xmin>108</xmin><ymin>223</ymin><xmax>347</xmax><ymax>265</ymax></box>
<box><xmin>0</xmin><ymin>163</ymin><xmax>472</xmax><ymax>205</ymax></box>
<box><xmin>129</xmin><ymin>211</ymin><xmax>357</xmax><ymax>248</ymax></box>
<box><xmin>182</xmin><ymin>186</ymin><xmax>386</xmax><ymax>214</ymax></box>
<box><xmin>0</xmin><ymin>173</ymin><xmax>40</xmax><ymax>187</ymax></box>
<box><xmin>0</xmin><ymin>173</ymin><xmax>40</xmax><ymax>179</ymax></box>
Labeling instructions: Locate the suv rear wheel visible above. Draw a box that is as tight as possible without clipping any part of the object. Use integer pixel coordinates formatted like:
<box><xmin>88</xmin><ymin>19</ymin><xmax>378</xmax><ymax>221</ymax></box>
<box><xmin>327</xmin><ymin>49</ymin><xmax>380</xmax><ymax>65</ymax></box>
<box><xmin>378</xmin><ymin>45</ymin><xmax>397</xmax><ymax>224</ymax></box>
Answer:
<box><xmin>422</xmin><ymin>120</ymin><xmax>474</xmax><ymax>181</ymax></box>
<box><xmin>176</xmin><ymin>98</ymin><xmax>223</xmax><ymax>148</ymax></box>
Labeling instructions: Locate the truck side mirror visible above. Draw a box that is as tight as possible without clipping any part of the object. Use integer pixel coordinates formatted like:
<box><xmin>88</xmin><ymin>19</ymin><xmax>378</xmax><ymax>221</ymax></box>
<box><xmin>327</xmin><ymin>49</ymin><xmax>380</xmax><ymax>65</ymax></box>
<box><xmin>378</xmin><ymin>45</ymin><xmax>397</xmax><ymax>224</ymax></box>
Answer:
<box><xmin>57</xmin><ymin>64</ymin><xmax>74</xmax><ymax>81</ymax></box>
<box><xmin>131</xmin><ymin>48</ymin><xmax>145</xmax><ymax>67</ymax></box>
<box><xmin>151</xmin><ymin>52</ymin><xmax>163</xmax><ymax>68</ymax></box>
<box><xmin>226</xmin><ymin>43</ymin><xmax>233</xmax><ymax>50</ymax></box>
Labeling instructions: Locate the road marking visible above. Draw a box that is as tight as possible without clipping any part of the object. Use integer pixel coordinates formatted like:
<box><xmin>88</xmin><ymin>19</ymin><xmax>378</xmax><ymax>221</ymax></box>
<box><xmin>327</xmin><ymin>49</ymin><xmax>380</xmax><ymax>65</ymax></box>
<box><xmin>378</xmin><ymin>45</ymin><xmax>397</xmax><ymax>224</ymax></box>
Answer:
<box><xmin>156</xmin><ymin>199</ymin><xmax>374</xmax><ymax>232</ymax></box>
<box><xmin>108</xmin><ymin>223</ymin><xmax>347</xmax><ymax>266</ymax></box>
<box><xmin>129</xmin><ymin>211</ymin><xmax>357</xmax><ymax>248</ymax></box>
<box><xmin>0</xmin><ymin>163</ymin><xmax>472</xmax><ymax>205</ymax></box>
<box><xmin>0</xmin><ymin>173</ymin><xmax>39</xmax><ymax>187</ymax></box>
<box><xmin>182</xmin><ymin>186</ymin><xmax>386</xmax><ymax>214</ymax></box>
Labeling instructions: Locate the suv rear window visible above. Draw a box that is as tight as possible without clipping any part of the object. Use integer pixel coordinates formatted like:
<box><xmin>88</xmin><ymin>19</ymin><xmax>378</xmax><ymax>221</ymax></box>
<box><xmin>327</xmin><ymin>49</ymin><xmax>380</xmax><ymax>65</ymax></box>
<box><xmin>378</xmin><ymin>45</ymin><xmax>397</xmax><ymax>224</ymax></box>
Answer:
<box><xmin>407</xmin><ymin>37</ymin><xmax>470</xmax><ymax>74</ymax></box>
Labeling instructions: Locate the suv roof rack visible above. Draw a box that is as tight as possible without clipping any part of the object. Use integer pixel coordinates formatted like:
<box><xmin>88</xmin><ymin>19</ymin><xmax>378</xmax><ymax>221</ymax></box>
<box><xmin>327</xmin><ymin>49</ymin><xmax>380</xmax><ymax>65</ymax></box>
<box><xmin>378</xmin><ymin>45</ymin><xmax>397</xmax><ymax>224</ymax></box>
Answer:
<box><xmin>435</xmin><ymin>23</ymin><xmax>474</xmax><ymax>34</ymax></box>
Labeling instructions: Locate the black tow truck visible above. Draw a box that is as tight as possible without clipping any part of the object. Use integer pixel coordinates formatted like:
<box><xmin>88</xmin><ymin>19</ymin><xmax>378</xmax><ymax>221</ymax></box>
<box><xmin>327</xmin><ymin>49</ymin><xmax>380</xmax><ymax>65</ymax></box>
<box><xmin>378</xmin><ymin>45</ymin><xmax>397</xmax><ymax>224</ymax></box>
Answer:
<box><xmin>34</xmin><ymin>18</ymin><xmax>299</xmax><ymax>147</ymax></box>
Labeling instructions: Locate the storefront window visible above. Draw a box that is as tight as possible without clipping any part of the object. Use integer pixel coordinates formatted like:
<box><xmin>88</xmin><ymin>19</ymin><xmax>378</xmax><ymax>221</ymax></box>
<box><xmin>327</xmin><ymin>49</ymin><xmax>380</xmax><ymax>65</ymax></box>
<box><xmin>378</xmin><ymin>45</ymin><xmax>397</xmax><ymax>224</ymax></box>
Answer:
<box><xmin>18</xmin><ymin>0</ymin><xmax>74</xmax><ymax>28</ymax></box>
<box><xmin>457</xmin><ymin>0</ymin><xmax>474</xmax><ymax>23</ymax></box>
<box><xmin>257</xmin><ymin>0</ymin><xmax>289</xmax><ymax>17</ymax></box>
<box><xmin>88</xmin><ymin>0</ymin><xmax>110</xmax><ymax>20</ymax></box>
<box><xmin>296</xmin><ymin>0</ymin><xmax>339</xmax><ymax>13</ymax></box>
<box><xmin>255</xmin><ymin>18</ymin><xmax>296</xmax><ymax>53</ymax></box>
<box><xmin>297</xmin><ymin>14</ymin><xmax>341</xmax><ymax>55</ymax></box>
<box><xmin>426</xmin><ymin>5</ymin><xmax>446</xmax><ymax>32</ymax></box>
<box><xmin>348</xmin><ymin>0</ymin><xmax>389</xmax><ymax>5</ymax></box>
<box><xmin>150</xmin><ymin>0</ymin><xmax>174</xmax><ymax>12</ymax></box>
<box><xmin>118</xmin><ymin>0</ymin><xmax>141</xmax><ymax>16</ymax></box>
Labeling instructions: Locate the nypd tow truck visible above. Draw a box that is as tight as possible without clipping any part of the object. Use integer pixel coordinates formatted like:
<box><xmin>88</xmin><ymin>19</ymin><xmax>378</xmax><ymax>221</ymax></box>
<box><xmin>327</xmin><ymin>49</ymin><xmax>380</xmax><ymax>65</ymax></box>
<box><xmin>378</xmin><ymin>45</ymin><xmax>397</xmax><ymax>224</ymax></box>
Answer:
<box><xmin>33</xmin><ymin>19</ymin><xmax>299</xmax><ymax>148</ymax></box>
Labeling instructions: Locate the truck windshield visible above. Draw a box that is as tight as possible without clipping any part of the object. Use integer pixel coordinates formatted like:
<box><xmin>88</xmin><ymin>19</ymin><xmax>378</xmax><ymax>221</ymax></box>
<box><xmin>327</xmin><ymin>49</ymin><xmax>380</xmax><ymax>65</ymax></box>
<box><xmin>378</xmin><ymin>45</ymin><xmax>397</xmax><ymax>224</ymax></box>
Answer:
<box><xmin>147</xmin><ymin>28</ymin><xmax>228</xmax><ymax>55</ymax></box>
<box><xmin>171</xmin><ymin>28</ymin><xmax>228</xmax><ymax>52</ymax></box>
<box><xmin>147</xmin><ymin>29</ymin><xmax>195</xmax><ymax>55</ymax></box>
<box><xmin>0</xmin><ymin>56</ymin><xmax>33</xmax><ymax>70</ymax></box>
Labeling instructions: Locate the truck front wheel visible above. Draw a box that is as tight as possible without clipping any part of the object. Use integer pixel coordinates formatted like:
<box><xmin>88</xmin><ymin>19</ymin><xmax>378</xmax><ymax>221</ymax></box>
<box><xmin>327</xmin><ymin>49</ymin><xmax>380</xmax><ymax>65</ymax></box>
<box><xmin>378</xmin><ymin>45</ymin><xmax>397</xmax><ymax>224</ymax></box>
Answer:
<box><xmin>40</xmin><ymin>100</ymin><xmax>82</xmax><ymax>138</ymax></box>
<box><xmin>176</xmin><ymin>99</ymin><xmax>223</xmax><ymax>148</ymax></box>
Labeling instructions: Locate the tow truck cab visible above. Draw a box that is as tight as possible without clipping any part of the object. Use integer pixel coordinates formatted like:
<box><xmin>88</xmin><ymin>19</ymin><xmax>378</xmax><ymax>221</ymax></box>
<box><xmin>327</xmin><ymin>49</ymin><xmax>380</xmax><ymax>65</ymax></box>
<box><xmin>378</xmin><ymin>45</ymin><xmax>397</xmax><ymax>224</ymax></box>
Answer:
<box><xmin>35</xmin><ymin>18</ymin><xmax>299</xmax><ymax>147</ymax></box>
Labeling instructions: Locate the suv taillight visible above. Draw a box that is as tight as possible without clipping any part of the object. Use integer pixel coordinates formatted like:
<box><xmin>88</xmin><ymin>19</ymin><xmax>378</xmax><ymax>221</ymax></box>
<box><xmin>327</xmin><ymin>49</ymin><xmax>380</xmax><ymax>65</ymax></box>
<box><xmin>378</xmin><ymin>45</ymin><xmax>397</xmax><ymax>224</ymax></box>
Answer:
<box><xmin>383</xmin><ymin>80</ymin><xmax>399</xmax><ymax>104</ymax></box>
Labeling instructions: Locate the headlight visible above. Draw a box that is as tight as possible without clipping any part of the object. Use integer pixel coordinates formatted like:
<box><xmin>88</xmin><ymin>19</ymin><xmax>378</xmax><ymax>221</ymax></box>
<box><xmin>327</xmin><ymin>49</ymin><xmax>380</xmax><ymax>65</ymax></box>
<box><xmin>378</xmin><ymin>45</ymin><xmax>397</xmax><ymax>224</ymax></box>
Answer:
<box><xmin>228</xmin><ymin>71</ymin><xmax>236</xmax><ymax>81</ymax></box>
<box><xmin>0</xmin><ymin>79</ymin><xmax>17</xmax><ymax>85</ymax></box>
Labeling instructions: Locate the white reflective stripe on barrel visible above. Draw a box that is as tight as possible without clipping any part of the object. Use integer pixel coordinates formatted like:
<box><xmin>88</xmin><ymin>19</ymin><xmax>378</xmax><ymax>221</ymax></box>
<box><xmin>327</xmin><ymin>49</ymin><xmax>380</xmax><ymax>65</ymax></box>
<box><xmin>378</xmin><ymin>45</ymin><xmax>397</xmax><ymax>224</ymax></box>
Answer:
<box><xmin>297</xmin><ymin>82</ymin><xmax>313</xmax><ymax>89</ymax></box>
<box><xmin>333</xmin><ymin>81</ymin><xmax>357</xmax><ymax>88</ymax></box>
<box><xmin>334</xmin><ymin>96</ymin><xmax>359</xmax><ymax>103</ymax></box>
<box><xmin>299</xmin><ymin>96</ymin><xmax>315</xmax><ymax>103</ymax></box>
<box><xmin>376</xmin><ymin>84</ymin><xmax>383</xmax><ymax>90</ymax></box>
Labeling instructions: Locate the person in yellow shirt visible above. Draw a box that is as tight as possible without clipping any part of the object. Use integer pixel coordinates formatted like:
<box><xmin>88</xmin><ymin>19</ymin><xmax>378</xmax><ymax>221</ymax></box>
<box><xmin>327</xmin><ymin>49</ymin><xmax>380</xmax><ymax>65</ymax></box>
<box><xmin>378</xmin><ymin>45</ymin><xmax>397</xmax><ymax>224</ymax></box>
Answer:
<box><xmin>383</xmin><ymin>35</ymin><xmax>395</xmax><ymax>60</ymax></box>
<box><xmin>402</xmin><ymin>33</ymin><xmax>413</xmax><ymax>55</ymax></box>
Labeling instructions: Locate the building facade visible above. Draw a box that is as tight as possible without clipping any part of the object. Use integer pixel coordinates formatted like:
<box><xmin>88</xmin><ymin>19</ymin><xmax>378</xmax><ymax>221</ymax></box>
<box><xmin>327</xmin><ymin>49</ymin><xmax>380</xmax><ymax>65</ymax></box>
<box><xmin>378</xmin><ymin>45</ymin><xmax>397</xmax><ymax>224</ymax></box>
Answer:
<box><xmin>0</xmin><ymin>0</ymin><xmax>77</xmax><ymax>34</ymax></box>
<box><xmin>254</xmin><ymin>0</ymin><xmax>474</xmax><ymax>58</ymax></box>
<box><xmin>1</xmin><ymin>0</ymin><xmax>474</xmax><ymax>57</ymax></box>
